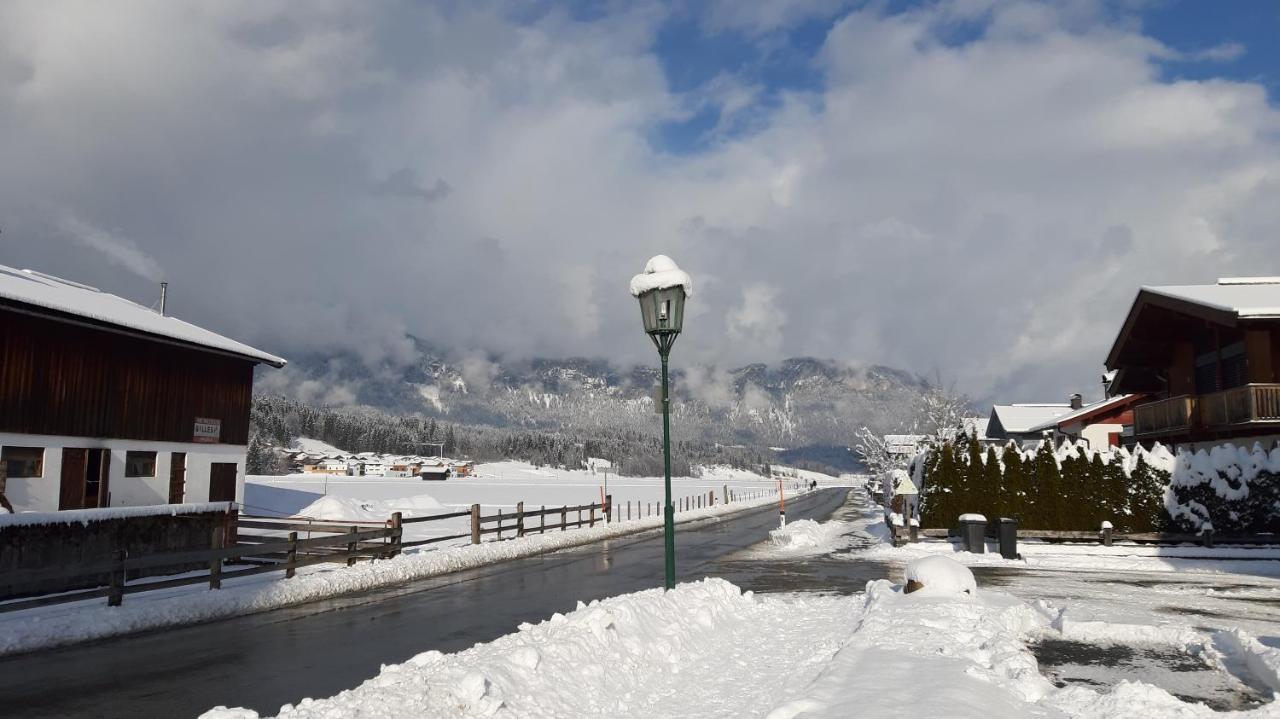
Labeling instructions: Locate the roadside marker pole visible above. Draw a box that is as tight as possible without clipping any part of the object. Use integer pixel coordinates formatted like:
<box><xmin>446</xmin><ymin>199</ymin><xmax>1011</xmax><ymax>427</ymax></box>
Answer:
<box><xmin>777</xmin><ymin>478</ymin><xmax>786</xmax><ymax>527</ymax></box>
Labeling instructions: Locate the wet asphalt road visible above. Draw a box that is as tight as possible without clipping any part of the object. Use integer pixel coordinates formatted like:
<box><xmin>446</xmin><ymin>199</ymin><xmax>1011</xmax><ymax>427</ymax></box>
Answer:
<box><xmin>1</xmin><ymin>487</ymin><xmax>876</xmax><ymax>718</ymax></box>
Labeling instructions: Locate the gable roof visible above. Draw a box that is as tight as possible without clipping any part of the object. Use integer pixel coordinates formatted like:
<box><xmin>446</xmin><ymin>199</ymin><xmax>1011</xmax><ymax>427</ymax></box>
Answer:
<box><xmin>990</xmin><ymin>404</ymin><xmax>1071</xmax><ymax>434</ymax></box>
<box><xmin>0</xmin><ymin>264</ymin><xmax>285</xmax><ymax>367</ymax></box>
<box><xmin>1027</xmin><ymin>394</ymin><xmax>1138</xmax><ymax>433</ymax></box>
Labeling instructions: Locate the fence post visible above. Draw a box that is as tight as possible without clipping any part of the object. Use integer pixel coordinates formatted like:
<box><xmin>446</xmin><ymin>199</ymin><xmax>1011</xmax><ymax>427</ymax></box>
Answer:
<box><xmin>604</xmin><ymin>494</ymin><xmax>612</xmax><ymax>524</ymax></box>
<box><xmin>286</xmin><ymin>531</ymin><xmax>298</xmax><ymax>579</ymax></box>
<box><xmin>562</xmin><ymin>506</ymin><xmax>568</xmax><ymax>531</ymax></box>
<box><xmin>1101</xmin><ymin>522</ymin><xmax>1113</xmax><ymax>547</ymax></box>
<box><xmin>589</xmin><ymin>506</ymin><xmax>595</xmax><ymax>527</ymax></box>
<box><xmin>389</xmin><ymin>511</ymin><xmax>403</xmax><ymax>559</ymax></box>
<box><xmin>540</xmin><ymin>505</ymin><xmax>547</xmax><ymax>534</ymax></box>
<box><xmin>107</xmin><ymin>549</ymin><xmax>126</xmax><ymax>607</ymax></box>
<box><xmin>209</xmin><ymin>525</ymin><xmax>224</xmax><ymax>590</ymax></box>
<box><xmin>470</xmin><ymin>504</ymin><xmax>481</xmax><ymax>544</ymax></box>
<box><xmin>1202</xmin><ymin>528</ymin><xmax>1215</xmax><ymax>548</ymax></box>
<box><xmin>627</xmin><ymin>501</ymin><xmax>631</xmax><ymax>521</ymax></box>
<box><xmin>577</xmin><ymin>508</ymin><xmax>583</xmax><ymax>527</ymax></box>
<box><xmin>346</xmin><ymin>525</ymin><xmax>358</xmax><ymax>567</ymax></box>
<box><xmin>497</xmin><ymin>510</ymin><xmax>504</xmax><ymax>540</ymax></box>
<box><xmin>517</xmin><ymin>502</ymin><xmax>525</xmax><ymax>538</ymax></box>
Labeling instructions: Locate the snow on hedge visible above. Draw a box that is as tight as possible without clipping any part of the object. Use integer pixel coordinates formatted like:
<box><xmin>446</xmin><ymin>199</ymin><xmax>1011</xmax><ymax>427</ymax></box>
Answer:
<box><xmin>201</xmin><ymin>577</ymin><xmax>1280</xmax><ymax>719</ymax></box>
<box><xmin>0</xmin><ymin>502</ymin><xmax>233</xmax><ymax>529</ymax></box>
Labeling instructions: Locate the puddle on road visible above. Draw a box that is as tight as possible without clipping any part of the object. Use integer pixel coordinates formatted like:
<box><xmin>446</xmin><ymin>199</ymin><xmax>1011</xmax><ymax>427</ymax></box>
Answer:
<box><xmin>1031</xmin><ymin>638</ymin><xmax>1271</xmax><ymax>712</ymax></box>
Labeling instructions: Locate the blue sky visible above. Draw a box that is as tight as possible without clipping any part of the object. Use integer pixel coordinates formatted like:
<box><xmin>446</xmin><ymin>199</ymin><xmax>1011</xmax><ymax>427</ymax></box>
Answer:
<box><xmin>649</xmin><ymin>1</ymin><xmax>1280</xmax><ymax>155</ymax></box>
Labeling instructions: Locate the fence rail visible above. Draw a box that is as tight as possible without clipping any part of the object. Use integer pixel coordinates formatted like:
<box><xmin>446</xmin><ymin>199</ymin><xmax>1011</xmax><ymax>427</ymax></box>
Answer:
<box><xmin>2</xmin><ymin>481</ymin><xmax>801</xmax><ymax>613</ymax></box>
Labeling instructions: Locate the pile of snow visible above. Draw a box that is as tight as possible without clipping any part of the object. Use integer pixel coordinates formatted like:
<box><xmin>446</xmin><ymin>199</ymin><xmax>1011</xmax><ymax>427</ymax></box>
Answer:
<box><xmin>768</xmin><ymin>519</ymin><xmax>851</xmax><ymax>554</ymax></box>
<box><xmin>295</xmin><ymin>493</ymin><xmax>444</xmax><ymax>522</ymax></box>
<box><xmin>904</xmin><ymin>555</ymin><xmax>977</xmax><ymax>597</ymax></box>
<box><xmin>202</xmin><ymin>575</ymin><xmax>1279</xmax><ymax>718</ymax></box>
<box><xmin>628</xmin><ymin>254</ymin><xmax>692</xmax><ymax>297</ymax></box>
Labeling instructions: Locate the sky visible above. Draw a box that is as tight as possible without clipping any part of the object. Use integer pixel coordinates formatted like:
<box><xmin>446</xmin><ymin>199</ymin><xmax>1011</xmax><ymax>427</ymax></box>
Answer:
<box><xmin>2</xmin><ymin>0</ymin><xmax>1279</xmax><ymax>406</ymax></box>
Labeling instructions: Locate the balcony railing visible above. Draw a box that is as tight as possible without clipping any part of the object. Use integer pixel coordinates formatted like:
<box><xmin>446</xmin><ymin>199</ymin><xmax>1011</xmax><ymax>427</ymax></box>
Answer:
<box><xmin>1133</xmin><ymin>394</ymin><xmax>1196</xmax><ymax>436</ymax></box>
<box><xmin>1134</xmin><ymin>384</ymin><xmax>1280</xmax><ymax>436</ymax></box>
<box><xmin>1200</xmin><ymin>383</ymin><xmax>1280</xmax><ymax>427</ymax></box>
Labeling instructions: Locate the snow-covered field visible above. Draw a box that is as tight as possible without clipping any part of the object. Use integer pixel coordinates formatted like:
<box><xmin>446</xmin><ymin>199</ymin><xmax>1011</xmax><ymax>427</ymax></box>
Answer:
<box><xmin>202</xmin><ymin>490</ymin><xmax>1280</xmax><ymax>719</ymax></box>
<box><xmin>246</xmin><ymin>460</ymin><xmax>820</xmax><ymax>548</ymax></box>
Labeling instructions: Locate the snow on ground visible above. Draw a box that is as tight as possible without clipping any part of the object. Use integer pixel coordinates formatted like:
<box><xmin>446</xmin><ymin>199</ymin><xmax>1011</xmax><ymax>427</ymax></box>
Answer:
<box><xmin>0</xmin><ymin>486</ymin><xmax>804</xmax><ymax>657</ymax></box>
<box><xmin>247</xmin><ymin>461</ymin><xmax>810</xmax><ymax>548</ymax></box>
<box><xmin>201</xmin><ymin>574</ymin><xmax>1280</xmax><ymax>719</ymax></box>
<box><xmin>767</xmin><ymin>518</ymin><xmax>856</xmax><ymax>554</ymax></box>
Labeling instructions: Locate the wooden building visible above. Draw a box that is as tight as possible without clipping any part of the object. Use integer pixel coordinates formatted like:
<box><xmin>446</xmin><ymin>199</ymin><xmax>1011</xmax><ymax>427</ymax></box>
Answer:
<box><xmin>1106</xmin><ymin>278</ymin><xmax>1280</xmax><ymax>448</ymax></box>
<box><xmin>0</xmin><ymin>266</ymin><xmax>285</xmax><ymax>512</ymax></box>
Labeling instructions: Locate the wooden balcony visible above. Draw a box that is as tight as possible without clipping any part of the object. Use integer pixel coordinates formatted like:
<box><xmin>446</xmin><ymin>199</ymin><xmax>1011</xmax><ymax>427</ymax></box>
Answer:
<box><xmin>1134</xmin><ymin>384</ymin><xmax>1280</xmax><ymax>437</ymax></box>
<box><xmin>1200</xmin><ymin>383</ymin><xmax>1280</xmax><ymax>427</ymax></box>
<box><xmin>1133</xmin><ymin>395</ymin><xmax>1196</xmax><ymax>436</ymax></box>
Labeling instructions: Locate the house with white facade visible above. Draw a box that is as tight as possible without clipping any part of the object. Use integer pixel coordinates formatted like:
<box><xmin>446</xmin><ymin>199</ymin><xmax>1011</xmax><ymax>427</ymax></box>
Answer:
<box><xmin>0</xmin><ymin>265</ymin><xmax>285</xmax><ymax>512</ymax></box>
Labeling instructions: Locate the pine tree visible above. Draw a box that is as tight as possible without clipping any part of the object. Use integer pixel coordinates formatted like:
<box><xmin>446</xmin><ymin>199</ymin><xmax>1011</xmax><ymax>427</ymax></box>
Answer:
<box><xmin>1029</xmin><ymin>441</ymin><xmax>1063</xmax><ymax>529</ymax></box>
<box><xmin>982</xmin><ymin>446</ymin><xmax>1004</xmax><ymax>519</ymax></box>
<box><xmin>1000</xmin><ymin>442</ymin><xmax>1026</xmax><ymax>523</ymax></box>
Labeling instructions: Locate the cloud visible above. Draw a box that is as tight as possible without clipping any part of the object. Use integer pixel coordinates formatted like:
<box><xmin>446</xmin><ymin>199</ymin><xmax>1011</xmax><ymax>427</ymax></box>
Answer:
<box><xmin>57</xmin><ymin>213</ymin><xmax>165</xmax><ymax>282</ymax></box>
<box><xmin>0</xmin><ymin>0</ymin><xmax>1277</xmax><ymax>407</ymax></box>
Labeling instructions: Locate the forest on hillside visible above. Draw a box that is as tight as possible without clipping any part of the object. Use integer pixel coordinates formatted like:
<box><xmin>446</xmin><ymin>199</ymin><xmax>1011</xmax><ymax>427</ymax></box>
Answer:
<box><xmin>247</xmin><ymin>394</ymin><xmax>808</xmax><ymax>477</ymax></box>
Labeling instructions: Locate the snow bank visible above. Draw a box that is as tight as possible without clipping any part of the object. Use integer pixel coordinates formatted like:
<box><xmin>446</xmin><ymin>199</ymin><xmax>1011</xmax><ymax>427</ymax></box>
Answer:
<box><xmin>629</xmin><ymin>254</ymin><xmax>693</xmax><ymax>297</ymax></box>
<box><xmin>201</xmin><ymin>579</ymin><xmax>853</xmax><ymax>719</ymax></box>
<box><xmin>904</xmin><ymin>555</ymin><xmax>977</xmax><ymax>596</ymax></box>
<box><xmin>767</xmin><ymin>519</ymin><xmax>851</xmax><ymax>554</ymax></box>
<box><xmin>295</xmin><ymin>493</ymin><xmax>443</xmax><ymax>522</ymax></box>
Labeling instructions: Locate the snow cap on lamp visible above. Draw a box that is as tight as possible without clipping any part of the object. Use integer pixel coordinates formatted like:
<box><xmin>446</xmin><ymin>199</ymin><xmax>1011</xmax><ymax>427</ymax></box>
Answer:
<box><xmin>629</xmin><ymin>255</ymin><xmax>692</xmax><ymax>298</ymax></box>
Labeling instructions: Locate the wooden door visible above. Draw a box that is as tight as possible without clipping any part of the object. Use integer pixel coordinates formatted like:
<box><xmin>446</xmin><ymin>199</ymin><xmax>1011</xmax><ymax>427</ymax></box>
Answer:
<box><xmin>169</xmin><ymin>452</ymin><xmax>186</xmax><ymax>504</ymax></box>
<box><xmin>59</xmin><ymin>448</ymin><xmax>87</xmax><ymax>510</ymax></box>
<box><xmin>208</xmin><ymin>463</ymin><xmax>238</xmax><ymax>503</ymax></box>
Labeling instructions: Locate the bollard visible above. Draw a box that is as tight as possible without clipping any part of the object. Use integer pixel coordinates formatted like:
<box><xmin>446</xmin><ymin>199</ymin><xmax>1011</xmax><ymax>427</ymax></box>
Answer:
<box><xmin>909</xmin><ymin>520</ymin><xmax>919</xmax><ymax>543</ymax></box>
<box><xmin>1100</xmin><ymin>520</ymin><xmax>1113</xmax><ymax>547</ymax></box>
<box><xmin>998</xmin><ymin>517</ymin><xmax>1018</xmax><ymax>559</ymax></box>
<box><xmin>959</xmin><ymin>514</ymin><xmax>987</xmax><ymax>554</ymax></box>
<box><xmin>1202</xmin><ymin>527</ymin><xmax>1215</xmax><ymax>548</ymax></box>
<box><xmin>107</xmin><ymin>549</ymin><xmax>126</xmax><ymax>607</ymax></box>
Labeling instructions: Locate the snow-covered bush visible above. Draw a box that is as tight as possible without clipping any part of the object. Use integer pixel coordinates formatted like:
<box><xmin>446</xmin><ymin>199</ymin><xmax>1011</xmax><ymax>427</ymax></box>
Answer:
<box><xmin>917</xmin><ymin>437</ymin><xmax>1279</xmax><ymax>534</ymax></box>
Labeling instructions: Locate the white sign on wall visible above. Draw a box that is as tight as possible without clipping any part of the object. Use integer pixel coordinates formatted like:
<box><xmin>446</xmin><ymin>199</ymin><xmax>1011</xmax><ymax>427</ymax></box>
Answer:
<box><xmin>193</xmin><ymin>417</ymin><xmax>221</xmax><ymax>443</ymax></box>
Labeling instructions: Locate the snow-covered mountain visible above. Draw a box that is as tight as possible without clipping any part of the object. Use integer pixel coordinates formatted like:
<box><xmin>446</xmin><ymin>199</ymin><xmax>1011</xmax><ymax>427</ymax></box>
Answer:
<box><xmin>257</xmin><ymin>340</ymin><xmax>930</xmax><ymax>451</ymax></box>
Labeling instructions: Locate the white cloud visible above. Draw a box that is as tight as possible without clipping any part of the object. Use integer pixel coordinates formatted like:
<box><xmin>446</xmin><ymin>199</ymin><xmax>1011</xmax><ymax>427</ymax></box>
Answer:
<box><xmin>0</xmin><ymin>0</ymin><xmax>1277</xmax><ymax>405</ymax></box>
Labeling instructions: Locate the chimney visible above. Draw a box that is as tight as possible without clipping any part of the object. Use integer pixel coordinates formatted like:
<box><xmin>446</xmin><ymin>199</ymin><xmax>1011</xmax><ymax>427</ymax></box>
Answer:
<box><xmin>1069</xmin><ymin>393</ymin><xmax>1083</xmax><ymax>410</ymax></box>
<box><xmin>159</xmin><ymin>282</ymin><xmax>168</xmax><ymax>316</ymax></box>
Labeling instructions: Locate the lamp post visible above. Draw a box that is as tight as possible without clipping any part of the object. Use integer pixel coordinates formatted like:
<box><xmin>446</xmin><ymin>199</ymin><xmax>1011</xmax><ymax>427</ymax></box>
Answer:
<box><xmin>630</xmin><ymin>255</ymin><xmax>691</xmax><ymax>590</ymax></box>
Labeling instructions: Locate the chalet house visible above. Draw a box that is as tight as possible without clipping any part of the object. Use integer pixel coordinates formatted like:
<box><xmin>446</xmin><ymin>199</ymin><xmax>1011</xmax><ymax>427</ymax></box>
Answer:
<box><xmin>420</xmin><ymin>464</ymin><xmax>450</xmax><ymax>481</ymax></box>
<box><xmin>0</xmin><ymin>266</ymin><xmax>285</xmax><ymax>512</ymax></box>
<box><xmin>984</xmin><ymin>404</ymin><xmax>1071</xmax><ymax>446</ymax></box>
<box><xmin>1027</xmin><ymin>393</ymin><xmax>1147</xmax><ymax>448</ymax></box>
<box><xmin>1106</xmin><ymin>278</ymin><xmax>1280</xmax><ymax>448</ymax></box>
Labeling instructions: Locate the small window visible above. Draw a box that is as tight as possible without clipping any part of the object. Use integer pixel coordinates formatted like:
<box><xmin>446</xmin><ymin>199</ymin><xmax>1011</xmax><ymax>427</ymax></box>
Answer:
<box><xmin>1</xmin><ymin>446</ymin><xmax>44</xmax><ymax>478</ymax></box>
<box><xmin>125</xmin><ymin>451</ymin><xmax>157</xmax><ymax>478</ymax></box>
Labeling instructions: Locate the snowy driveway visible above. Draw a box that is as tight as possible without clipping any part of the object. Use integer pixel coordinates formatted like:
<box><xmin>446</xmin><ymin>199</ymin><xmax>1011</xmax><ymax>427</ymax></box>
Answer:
<box><xmin>0</xmin><ymin>488</ymin><xmax>864</xmax><ymax>718</ymax></box>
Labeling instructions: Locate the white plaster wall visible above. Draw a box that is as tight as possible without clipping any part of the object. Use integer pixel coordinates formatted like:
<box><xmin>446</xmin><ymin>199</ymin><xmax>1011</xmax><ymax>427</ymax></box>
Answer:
<box><xmin>1079</xmin><ymin>423</ymin><xmax>1124</xmax><ymax>450</ymax></box>
<box><xmin>1</xmin><ymin>433</ymin><xmax>245</xmax><ymax>513</ymax></box>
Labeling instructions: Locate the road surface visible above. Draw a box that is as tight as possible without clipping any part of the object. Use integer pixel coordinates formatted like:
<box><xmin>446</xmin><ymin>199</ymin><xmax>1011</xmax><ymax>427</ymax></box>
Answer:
<box><xmin>1</xmin><ymin>487</ymin><xmax>884</xmax><ymax>718</ymax></box>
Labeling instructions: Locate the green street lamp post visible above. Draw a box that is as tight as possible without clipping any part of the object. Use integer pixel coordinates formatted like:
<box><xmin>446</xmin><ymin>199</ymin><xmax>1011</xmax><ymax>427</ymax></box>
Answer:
<box><xmin>630</xmin><ymin>255</ymin><xmax>690</xmax><ymax>591</ymax></box>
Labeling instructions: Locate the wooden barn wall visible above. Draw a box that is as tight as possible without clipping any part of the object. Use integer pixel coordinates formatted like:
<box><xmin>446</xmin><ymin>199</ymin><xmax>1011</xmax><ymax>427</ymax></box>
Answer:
<box><xmin>0</xmin><ymin>310</ymin><xmax>254</xmax><ymax>444</ymax></box>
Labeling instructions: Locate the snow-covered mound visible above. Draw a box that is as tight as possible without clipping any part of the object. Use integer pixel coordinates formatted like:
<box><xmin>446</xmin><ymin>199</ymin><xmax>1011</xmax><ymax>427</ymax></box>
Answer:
<box><xmin>296</xmin><ymin>493</ymin><xmax>444</xmax><ymax>522</ymax></box>
<box><xmin>904</xmin><ymin>555</ymin><xmax>977</xmax><ymax>596</ymax></box>
<box><xmin>768</xmin><ymin>519</ymin><xmax>850</xmax><ymax>554</ymax></box>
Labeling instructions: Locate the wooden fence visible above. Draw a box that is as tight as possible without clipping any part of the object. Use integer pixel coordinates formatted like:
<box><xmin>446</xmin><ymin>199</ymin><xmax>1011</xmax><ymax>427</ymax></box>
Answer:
<box><xmin>1</xmin><ymin>483</ymin><xmax>797</xmax><ymax>613</ymax></box>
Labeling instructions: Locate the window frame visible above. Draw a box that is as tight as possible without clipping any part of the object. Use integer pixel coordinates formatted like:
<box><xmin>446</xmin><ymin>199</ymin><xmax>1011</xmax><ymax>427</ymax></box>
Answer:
<box><xmin>1</xmin><ymin>446</ymin><xmax>45</xmax><ymax>478</ymax></box>
<box><xmin>125</xmin><ymin>450</ymin><xmax>158</xmax><ymax>478</ymax></box>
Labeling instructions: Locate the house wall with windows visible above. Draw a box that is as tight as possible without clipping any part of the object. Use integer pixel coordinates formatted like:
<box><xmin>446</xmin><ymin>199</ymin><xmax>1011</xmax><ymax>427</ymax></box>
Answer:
<box><xmin>0</xmin><ymin>264</ymin><xmax>284</xmax><ymax>513</ymax></box>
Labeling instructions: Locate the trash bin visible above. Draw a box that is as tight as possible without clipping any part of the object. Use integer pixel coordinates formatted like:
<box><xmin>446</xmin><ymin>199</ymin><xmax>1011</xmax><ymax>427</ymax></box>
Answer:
<box><xmin>998</xmin><ymin>517</ymin><xmax>1017</xmax><ymax>559</ymax></box>
<box><xmin>958</xmin><ymin>514</ymin><xmax>987</xmax><ymax>554</ymax></box>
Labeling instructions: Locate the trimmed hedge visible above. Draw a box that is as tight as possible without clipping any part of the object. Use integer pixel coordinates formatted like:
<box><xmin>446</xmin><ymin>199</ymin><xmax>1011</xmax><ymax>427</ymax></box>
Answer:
<box><xmin>913</xmin><ymin>436</ymin><xmax>1279</xmax><ymax>534</ymax></box>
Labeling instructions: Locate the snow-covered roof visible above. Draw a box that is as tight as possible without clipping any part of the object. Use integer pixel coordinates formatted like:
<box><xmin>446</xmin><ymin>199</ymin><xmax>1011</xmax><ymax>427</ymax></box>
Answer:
<box><xmin>1027</xmin><ymin>395</ymin><xmax>1135</xmax><ymax>432</ymax></box>
<box><xmin>990</xmin><ymin>404</ymin><xmax>1071</xmax><ymax>434</ymax></box>
<box><xmin>1143</xmin><ymin>278</ymin><xmax>1280</xmax><ymax>319</ymax></box>
<box><xmin>0</xmin><ymin>264</ymin><xmax>286</xmax><ymax>367</ymax></box>
<box><xmin>629</xmin><ymin>255</ymin><xmax>692</xmax><ymax>298</ymax></box>
<box><xmin>960</xmin><ymin>416</ymin><xmax>989</xmax><ymax>439</ymax></box>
